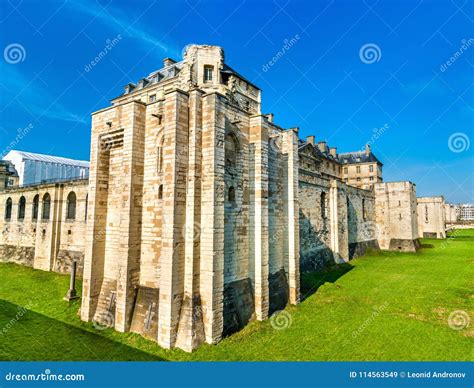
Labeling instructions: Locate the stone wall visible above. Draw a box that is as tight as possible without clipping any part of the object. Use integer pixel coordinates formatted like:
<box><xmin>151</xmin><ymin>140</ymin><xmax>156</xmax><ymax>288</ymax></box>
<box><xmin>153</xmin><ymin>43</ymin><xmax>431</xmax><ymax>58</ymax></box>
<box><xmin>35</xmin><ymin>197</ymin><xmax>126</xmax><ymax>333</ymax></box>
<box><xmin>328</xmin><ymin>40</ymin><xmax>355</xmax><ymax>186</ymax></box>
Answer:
<box><xmin>374</xmin><ymin>181</ymin><xmax>420</xmax><ymax>252</ymax></box>
<box><xmin>298</xmin><ymin>170</ymin><xmax>378</xmax><ymax>272</ymax></box>
<box><xmin>0</xmin><ymin>179</ymin><xmax>88</xmax><ymax>275</ymax></box>
<box><xmin>417</xmin><ymin>196</ymin><xmax>446</xmax><ymax>239</ymax></box>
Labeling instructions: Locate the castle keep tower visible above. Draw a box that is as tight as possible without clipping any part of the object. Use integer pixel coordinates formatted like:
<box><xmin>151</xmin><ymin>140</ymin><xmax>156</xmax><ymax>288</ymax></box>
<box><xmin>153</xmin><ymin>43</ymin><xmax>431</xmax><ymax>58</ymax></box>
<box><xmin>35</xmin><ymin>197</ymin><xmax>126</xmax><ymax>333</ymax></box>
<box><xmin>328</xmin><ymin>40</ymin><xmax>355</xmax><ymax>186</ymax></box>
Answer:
<box><xmin>80</xmin><ymin>45</ymin><xmax>300</xmax><ymax>352</ymax></box>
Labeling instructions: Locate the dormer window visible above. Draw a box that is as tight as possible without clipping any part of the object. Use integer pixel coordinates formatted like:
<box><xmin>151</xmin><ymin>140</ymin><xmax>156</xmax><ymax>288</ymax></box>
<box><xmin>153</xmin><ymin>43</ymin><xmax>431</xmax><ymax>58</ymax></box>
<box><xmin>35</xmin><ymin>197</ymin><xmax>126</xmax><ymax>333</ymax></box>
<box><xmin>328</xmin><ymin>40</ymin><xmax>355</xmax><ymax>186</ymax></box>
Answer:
<box><xmin>204</xmin><ymin>65</ymin><xmax>213</xmax><ymax>82</ymax></box>
<box><xmin>149</xmin><ymin>94</ymin><xmax>156</xmax><ymax>103</ymax></box>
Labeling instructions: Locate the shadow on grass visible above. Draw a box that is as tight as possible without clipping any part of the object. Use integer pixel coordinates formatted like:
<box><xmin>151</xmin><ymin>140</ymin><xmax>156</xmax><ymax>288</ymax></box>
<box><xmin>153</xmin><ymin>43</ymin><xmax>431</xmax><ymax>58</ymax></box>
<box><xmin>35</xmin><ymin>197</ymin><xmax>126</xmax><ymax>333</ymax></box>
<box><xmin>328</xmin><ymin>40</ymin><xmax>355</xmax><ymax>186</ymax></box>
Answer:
<box><xmin>0</xmin><ymin>299</ymin><xmax>163</xmax><ymax>361</ymax></box>
<box><xmin>420</xmin><ymin>243</ymin><xmax>435</xmax><ymax>249</ymax></box>
<box><xmin>300</xmin><ymin>263</ymin><xmax>354</xmax><ymax>302</ymax></box>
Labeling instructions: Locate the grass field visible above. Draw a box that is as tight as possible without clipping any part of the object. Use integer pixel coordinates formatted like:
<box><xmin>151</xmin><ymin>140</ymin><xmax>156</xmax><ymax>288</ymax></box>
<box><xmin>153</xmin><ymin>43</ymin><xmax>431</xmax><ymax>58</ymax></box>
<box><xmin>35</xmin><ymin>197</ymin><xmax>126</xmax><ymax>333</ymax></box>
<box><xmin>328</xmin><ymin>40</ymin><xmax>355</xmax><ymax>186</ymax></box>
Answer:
<box><xmin>0</xmin><ymin>229</ymin><xmax>472</xmax><ymax>361</ymax></box>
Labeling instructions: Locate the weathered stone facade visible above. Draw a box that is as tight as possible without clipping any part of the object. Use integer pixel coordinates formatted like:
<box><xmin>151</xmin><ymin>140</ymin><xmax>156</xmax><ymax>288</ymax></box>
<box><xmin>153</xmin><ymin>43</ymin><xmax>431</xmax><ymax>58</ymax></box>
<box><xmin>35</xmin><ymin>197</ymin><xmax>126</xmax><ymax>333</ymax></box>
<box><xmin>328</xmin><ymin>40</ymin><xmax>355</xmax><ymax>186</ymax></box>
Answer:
<box><xmin>417</xmin><ymin>196</ymin><xmax>446</xmax><ymax>239</ymax></box>
<box><xmin>0</xmin><ymin>44</ymin><xmax>448</xmax><ymax>352</ymax></box>
<box><xmin>0</xmin><ymin>179</ymin><xmax>88</xmax><ymax>275</ymax></box>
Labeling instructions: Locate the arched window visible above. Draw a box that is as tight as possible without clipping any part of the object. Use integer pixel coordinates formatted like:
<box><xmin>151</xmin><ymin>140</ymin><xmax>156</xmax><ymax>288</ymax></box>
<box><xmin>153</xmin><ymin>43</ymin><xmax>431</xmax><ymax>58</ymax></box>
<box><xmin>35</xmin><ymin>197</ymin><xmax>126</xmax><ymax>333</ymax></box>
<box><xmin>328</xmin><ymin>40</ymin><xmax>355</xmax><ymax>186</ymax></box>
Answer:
<box><xmin>42</xmin><ymin>193</ymin><xmax>51</xmax><ymax>220</ymax></box>
<box><xmin>18</xmin><ymin>196</ymin><xmax>26</xmax><ymax>221</ymax></box>
<box><xmin>225</xmin><ymin>133</ymin><xmax>238</xmax><ymax>169</ymax></box>
<box><xmin>85</xmin><ymin>194</ymin><xmax>88</xmax><ymax>221</ymax></box>
<box><xmin>321</xmin><ymin>192</ymin><xmax>327</xmax><ymax>219</ymax></box>
<box><xmin>158</xmin><ymin>184</ymin><xmax>163</xmax><ymax>199</ymax></box>
<box><xmin>66</xmin><ymin>192</ymin><xmax>76</xmax><ymax>220</ymax></box>
<box><xmin>157</xmin><ymin>137</ymin><xmax>164</xmax><ymax>173</ymax></box>
<box><xmin>228</xmin><ymin>186</ymin><xmax>236</xmax><ymax>202</ymax></box>
<box><xmin>32</xmin><ymin>194</ymin><xmax>39</xmax><ymax>220</ymax></box>
<box><xmin>4</xmin><ymin>198</ymin><xmax>12</xmax><ymax>221</ymax></box>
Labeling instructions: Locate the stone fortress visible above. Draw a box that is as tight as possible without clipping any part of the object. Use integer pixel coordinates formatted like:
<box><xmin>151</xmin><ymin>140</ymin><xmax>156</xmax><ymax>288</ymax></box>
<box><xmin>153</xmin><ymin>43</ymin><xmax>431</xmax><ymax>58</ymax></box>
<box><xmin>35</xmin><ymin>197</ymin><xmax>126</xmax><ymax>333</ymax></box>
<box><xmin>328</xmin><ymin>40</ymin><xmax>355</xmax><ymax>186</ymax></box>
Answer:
<box><xmin>0</xmin><ymin>45</ymin><xmax>453</xmax><ymax>352</ymax></box>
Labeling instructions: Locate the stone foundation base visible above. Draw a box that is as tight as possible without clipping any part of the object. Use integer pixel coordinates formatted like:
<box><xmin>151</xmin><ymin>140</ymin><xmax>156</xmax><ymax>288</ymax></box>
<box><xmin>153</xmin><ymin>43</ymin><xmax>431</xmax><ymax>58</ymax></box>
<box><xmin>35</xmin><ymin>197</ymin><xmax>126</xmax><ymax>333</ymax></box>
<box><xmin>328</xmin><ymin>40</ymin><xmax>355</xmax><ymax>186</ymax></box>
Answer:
<box><xmin>349</xmin><ymin>240</ymin><xmax>379</xmax><ymax>259</ymax></box>
<box><xmin>55</xmin><ymin>250</ymin><xmax>84</xmax><ymax>277</ymax></box>
<box><xmin>388</xmin><ymin>238</ymin><xmax>420</xmax><ymax>252</ymax></box>
<box><xmin>0</xmin><ymin>244</ymin><xmax>34</xmax><ymax>267</ymax></box>
<box><xmin>269</xmin><ymin>268</ymin><xmax>289</xmax><ymax>314</ymax></box>
<box><xmin>223</xmin><ymin>278</ymin><xmax>255</xmax><ymax>337</ymax></box>
<box><xmin>130</xmin><ymin>286</ymin><xmax>159</xmax><ymax>340</ymax></box>
<box><xmin>300</xmin><ymin>246</ymin><xmax>334</xmax><ymax>273</ymax></box>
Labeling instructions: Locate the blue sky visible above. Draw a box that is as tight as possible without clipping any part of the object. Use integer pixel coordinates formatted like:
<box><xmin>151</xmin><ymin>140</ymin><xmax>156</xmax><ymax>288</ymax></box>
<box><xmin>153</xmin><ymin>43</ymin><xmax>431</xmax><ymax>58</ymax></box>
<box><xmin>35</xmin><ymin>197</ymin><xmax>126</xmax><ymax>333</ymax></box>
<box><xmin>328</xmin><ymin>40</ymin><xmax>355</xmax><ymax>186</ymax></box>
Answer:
<box><xmin>0</xmin><ymin>0</ymin><xmax>472</xmax><ymax>202</ymax></box>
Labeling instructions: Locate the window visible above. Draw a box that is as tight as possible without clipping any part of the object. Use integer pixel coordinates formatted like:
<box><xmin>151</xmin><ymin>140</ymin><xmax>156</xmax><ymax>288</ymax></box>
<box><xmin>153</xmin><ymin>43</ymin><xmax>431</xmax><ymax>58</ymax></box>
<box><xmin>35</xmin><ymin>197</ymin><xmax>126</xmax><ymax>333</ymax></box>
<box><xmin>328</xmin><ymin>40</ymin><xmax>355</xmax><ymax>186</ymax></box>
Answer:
<box><xmin>225</xmin><ymin>133</ymin><xmax>238</xmax><ymax>169</ymax></box>
<box><xmin>158</xmin><ymin>184</ymin><xmax>163</xmax><ymax>200</ymax></box>
<box><xmin>332</xmin><ymin>164</ymin><xmax>336</xmax><ymax>172</ymax></box>
<box><xmin>425</xmin><ymin>205</ymin><xmax>429</xmax><ymax>223</ymax></box>
<box><xmin>42</xmin><ymin>193</ymin><xmax>51</xmax><ymax>220</ymax></box>
<box><xmin>320</xmin><ymin>192</ymin><xmax>328</xmax><ymax>219</ymax></box>
<box><xmin>149</xmin><ymin>94</ymin><xmax>156</xmax><ymax>103</ymax></box>
<box><xmin>343</xmin><ymin>167</ymin><xmax>348</xmax><ymax>174</ymax></box>
<box><xmin>18</xmin><ymin>196</ymin><xmax>26</xmax><ymax>221</ymax></box>
<box><xmin>66</xmin><ymin>192</ymin><xmax>76</xmax><ymax>220</ymax></box>
<box><xmin>157</xmin><ymin>137</ymin><xmax>164</xmax><ymax>173</ymax></box>
<box><xmin>356</xmin><ymin>166</ymin><xmax>361</xmax><ymax>173</ymax></box>
<box><xmin>399</xmin><ymin>213</ymin><xmax>402</xmax><ymax>220</ymax></box>
<box><xmin>4</xmin><ymin>198</ymin><xmax>12</xmax><ymax>221</ymax></box>
<box><xmin>85</xmin><ymin>194</ymin><xmax>88</xmax><ymax>221</ymax></box>
<box><xmin>369</xmin><ymin>164</ymin><xmax>374</xmax><ymax>172</ymax></box>
<box><xmin>32</xmin><ymin>194</ymin><xmax>39</xmax><ymax>220</ymax></box>
<box><xmin>369</xmin><ymin>176</ymin><xmax>374</xmax><ymax>181</ymax></box>
<box><xmin>356</xmin><ymin>177</ymin><xmax>361</xmax><ymax>182</ymax></box>
<box><xmin>228</xmin><ymin>186</ymin><xmax>236</xmax><ymax>202</ymax></box>
<box><xmin>362</xmin><ymin>199</ymin><xmax>367</xmax><ymax>220</ymax></box>
<box><xmin>204</xmin><ymin>65</ymin><xmax>213</xmax><ymax>82</ymax></box>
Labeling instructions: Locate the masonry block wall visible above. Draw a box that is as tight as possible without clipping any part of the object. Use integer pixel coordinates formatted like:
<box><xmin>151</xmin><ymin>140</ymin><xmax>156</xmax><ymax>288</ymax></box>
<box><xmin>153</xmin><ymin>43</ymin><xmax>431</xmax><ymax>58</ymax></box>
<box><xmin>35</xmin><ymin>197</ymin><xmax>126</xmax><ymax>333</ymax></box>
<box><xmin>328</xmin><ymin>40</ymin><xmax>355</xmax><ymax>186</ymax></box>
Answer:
<box><xmin>0</xmin><ymin>180</ymin><xmax>88</xmax><ymax>273</ymax></box>
<box><xmin>0</xmin><ymin>44</ymin><xmax>448</xmax><ymax>353</ymax></box>
<box><xmin>374</xmin><ymin>181</ymin><xmax>420</xmax><ymax>252</ymax></box>
<box><xmin>417</xmin><ymin>196</ymin><xmax>446</xmax><ymax>239</ymax></box>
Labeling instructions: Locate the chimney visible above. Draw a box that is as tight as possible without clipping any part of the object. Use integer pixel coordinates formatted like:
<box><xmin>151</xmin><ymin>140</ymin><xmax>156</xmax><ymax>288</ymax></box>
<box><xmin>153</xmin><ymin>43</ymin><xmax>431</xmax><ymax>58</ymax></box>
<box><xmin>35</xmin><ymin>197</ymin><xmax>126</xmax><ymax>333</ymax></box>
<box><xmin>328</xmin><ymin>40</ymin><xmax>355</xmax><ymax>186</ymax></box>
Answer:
<box><xmin>329</xmin><ymin>147</ymin><xmax>337</xmax><ymax>157</ymax></box>
<box><xmin>124</xmin><ymin>82</ymin><xmax>136</xmax><ymax>94</ymax></box>
<box><xmin>266</xmin><ymin>113</ymin><xmax>274</xmax><ymax>123</ymax></box>
<box><xmin>317</xmin><ymin>141</ymin><xmax>327</xmax><ymax>153</ymax></box>
<box><xmin>365</xmin><ymin>144</ymin><xmax>371</xmax><ymax>155</ymax></box>
<box><xmin>306</xmin><ymin>135</ymin><xmax>315</xmax><ymax>145</ymax></box>
<box><xmin>163</xmin><ymin>57</ymin><xmax>176</xmax><ymax>67</ymax></box>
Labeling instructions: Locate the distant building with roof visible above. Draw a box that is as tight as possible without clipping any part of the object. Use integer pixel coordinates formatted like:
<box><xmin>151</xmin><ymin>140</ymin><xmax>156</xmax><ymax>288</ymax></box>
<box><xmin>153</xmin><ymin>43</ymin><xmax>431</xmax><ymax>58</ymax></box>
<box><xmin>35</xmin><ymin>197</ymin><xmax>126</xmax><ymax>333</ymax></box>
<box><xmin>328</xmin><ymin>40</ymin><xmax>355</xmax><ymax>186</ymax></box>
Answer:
<box><xmin>339</xmin><ymin>145</ymin><xmax>383</xmax><ymax>189</ymax></box>
<box><xmin>0</xmin><ymin>160</ymin><xmax>19</xmax><ymax>189</ymax></box>
<box><xmin>298</xmin><ymin>136</ymin><xmax>383</xmax><ymax>189</ymax></box>
<box><xmin>2</xmin><ymin>150</ymin><xmax>89</xmax><ymax>186</ymax></box>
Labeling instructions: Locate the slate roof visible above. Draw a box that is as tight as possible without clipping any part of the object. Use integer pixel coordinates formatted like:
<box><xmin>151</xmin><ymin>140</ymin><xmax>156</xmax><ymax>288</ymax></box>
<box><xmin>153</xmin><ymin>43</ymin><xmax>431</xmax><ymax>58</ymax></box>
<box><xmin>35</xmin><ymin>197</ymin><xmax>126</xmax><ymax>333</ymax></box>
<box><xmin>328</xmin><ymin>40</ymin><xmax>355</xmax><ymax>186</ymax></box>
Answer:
<box><xmin>298</xmin><ymin>140</ymin><xmax>339</xmax><ymax>162</ymax></box>
<box><xmin>338</xmin><ymin>151</ymin><xmax>383</xmax><ymax>166</ymax></box>
<box><xmin>0</xmin><ymin>160</ymin><xmax>19</xmax><ymax>176</ymax></box>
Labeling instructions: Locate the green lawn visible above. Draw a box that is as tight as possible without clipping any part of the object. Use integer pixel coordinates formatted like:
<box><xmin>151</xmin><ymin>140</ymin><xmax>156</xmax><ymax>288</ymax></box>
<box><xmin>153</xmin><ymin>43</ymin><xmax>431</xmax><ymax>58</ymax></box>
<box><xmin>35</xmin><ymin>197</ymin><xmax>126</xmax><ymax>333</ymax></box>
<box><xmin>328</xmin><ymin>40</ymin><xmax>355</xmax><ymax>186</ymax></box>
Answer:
<box><xmin>0</xmin><ymin>229</ymin><xmax>472</xmax><ymax>361</ymax></box>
